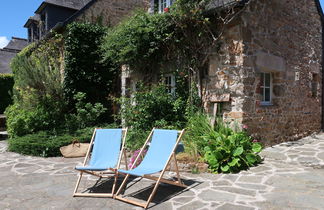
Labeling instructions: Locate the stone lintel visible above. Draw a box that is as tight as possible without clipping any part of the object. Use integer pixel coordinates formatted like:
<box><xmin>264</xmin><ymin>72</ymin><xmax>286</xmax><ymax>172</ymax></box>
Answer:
<box><xmin>255</xmin><ymin>51</ymin><xmax>286</xmax><ymax>73</ymax></box>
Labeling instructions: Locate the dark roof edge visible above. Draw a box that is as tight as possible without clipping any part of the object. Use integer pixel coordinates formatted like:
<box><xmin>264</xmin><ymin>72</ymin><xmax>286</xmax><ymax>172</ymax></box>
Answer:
<box><xmin>35</xmin><ymin>1</ymin><xmax>79</xmax><ymax>14</ymax></box>
<box><xmin>62</xmin><ymin>0</ymin><xmax>98</xmax><ymax>26</ymax></box>
<box><xmin>11</xmin><ymin>37</ymin><xmax>28</xmax><ymax>41</ymax></box>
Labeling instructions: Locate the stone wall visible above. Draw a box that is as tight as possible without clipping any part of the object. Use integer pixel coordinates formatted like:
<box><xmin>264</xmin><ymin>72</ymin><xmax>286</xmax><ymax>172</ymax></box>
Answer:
<box><xmin>75</xmin><ymin>0</ymin><xmax>150</xmax><ymax>26</ymax></box>
<box><xmin>204</xmin><ymin>0</ymin><xmax>323</xmax><ymax>145</ymax></box>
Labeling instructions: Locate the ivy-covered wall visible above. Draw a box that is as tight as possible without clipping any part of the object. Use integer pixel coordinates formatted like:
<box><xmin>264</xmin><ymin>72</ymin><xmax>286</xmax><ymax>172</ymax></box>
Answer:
<box><xmin>0</xmin><ymin>74</ymin><xmax>14</xmax><ymax>113</ymax></box>
<box><xmin>63</xmin><ymin>23</ymin><xmax>118</xmax><ymax>121</ymax></box>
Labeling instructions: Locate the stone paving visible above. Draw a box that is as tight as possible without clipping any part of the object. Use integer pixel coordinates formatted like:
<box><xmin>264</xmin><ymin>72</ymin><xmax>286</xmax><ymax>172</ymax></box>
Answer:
<box><xmin>1</xmin><ymin>133</ymin><xmax>324</xmax><ymax>209</ymax></box>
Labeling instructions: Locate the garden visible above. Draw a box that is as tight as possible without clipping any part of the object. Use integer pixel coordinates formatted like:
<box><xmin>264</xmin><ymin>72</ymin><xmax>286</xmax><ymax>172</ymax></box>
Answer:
<box><xmin>4</xmin><ymin>0</ymin><xmax>262</xmax><ymax>173</ymax></box>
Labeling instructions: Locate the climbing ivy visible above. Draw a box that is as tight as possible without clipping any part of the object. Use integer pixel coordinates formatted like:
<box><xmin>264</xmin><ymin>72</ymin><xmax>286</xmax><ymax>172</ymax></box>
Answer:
<box><xmin>64</xmin><ymin>23</ymin><xmax>118</xmax><ymax>119</ymax></box>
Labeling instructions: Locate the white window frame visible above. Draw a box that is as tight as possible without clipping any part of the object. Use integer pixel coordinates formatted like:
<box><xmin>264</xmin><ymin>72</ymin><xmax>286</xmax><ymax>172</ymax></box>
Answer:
<box><xmin>164</xmin><ymin>74</ymin><xmax>176</xmax><ymax>95</ymax></box>
<box><xmin>158</xmin><ymin>0</ymin><xmax>173</xmax><ymax>13</ymax></box>
<box><xmin>260</xmin><ymin>72</ymin><xmax>272</xmax><ymax>106</ymax></box>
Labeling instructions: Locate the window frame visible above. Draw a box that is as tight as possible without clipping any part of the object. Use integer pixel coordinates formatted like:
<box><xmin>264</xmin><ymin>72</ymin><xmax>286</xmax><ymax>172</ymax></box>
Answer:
<box><xmin>164</xmin><ymin>73</ymin><xmax>176</xmax><ymax>95</ymax></box>
<box><xmin>260</xmin><ymin>72</ymin><xmax>273</xmax><ymax>106</ymax></box>
<box><xmin>158</xmin><ymin>0</ymin><xmax>173</xmax><ymax>13</ymax></box>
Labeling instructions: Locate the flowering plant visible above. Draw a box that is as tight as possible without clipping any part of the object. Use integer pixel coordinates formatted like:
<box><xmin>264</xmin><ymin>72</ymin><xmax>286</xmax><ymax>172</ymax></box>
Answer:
<box><xmin>128</xmin><ymin>149</ymin><xmax>147</xmax><ymax>169</ymax></box>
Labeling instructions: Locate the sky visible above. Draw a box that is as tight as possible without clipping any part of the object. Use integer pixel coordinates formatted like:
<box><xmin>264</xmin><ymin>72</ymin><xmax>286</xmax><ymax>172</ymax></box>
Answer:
<box><xmin>0</xmin><ymin>0</ymin><xmax>324</xmax><ymax>48</ymax></box>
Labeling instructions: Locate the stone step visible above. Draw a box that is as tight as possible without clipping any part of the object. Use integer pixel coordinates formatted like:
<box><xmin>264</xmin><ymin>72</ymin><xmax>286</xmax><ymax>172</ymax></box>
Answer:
<box><xmin>0</xmin><ymin>115</ymin><xmax>6</xmax><ymax>130</ymax></box>
<box><xmin>0</xmin><ymin>131</ymin><xmax>8</xmax><ymax>140</ymax></box>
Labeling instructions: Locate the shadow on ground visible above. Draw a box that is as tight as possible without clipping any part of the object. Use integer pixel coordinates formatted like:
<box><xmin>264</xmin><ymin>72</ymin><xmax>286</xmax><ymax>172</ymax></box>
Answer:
<box><xmin>81</xmin><ymin>175</ymin><xmax>201</xmax><ymax>208</ymax></box>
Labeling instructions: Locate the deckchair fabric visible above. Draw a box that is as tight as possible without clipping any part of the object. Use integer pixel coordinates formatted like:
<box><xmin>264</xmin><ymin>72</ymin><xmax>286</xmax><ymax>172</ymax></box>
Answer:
<box><xmin>118</xmin><ymin>129</ymin><xmax>178</xmax><ymax>176</ymax></box>
<box><xmin>75</xmin><ymin>129</ymin><xmax>122</xmax><ymax>171</ymax></box>
<box><xmin>114</xmin><ymin>129</ymin><xmax>186</xmax><ymax>209</ymax></box>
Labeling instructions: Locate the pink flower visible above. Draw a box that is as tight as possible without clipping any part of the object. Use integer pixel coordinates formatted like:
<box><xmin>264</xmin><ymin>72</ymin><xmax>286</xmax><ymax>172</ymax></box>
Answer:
<box><xmin>252</xmin><ymin>139</ymin><xmax>259</xmax><ymax>143</ymax></box>
<box><xmin>164</xmin><ymin>7</ymin><xmax>169</xmax><ymax>13</ymax></box>
<box><xmin>242</xmin><ymin>124</ymin><xmax>248</xmax><ymax>129</ymax></box>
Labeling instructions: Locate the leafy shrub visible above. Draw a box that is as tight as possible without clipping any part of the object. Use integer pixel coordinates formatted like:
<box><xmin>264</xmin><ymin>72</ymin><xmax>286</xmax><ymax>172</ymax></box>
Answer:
<box><xmin>64</xmin><ymin>22</ymin><xmax>117</xmax><ymax>119</ymax></box>
<box><xmin>66</xmin><ymin>92</ymin><xmax>107</xmax><ymax>131</ymax></box>
<box><xmin>184</xmin><ymin>112</ymin><xmax>263</xmax><ymax>173</ymax></box>
<box><xmin>116</xmin><ymin>84</ymin><xmax>188</xmax><ymax>150</ymax></box>
<box><xmin>5</xmin><ymin>99</ymin><xmax>66</xmax><ymax>137</ymax></box>
<box><xmin>8</xmin><ymin>129</ymin><xmax>93</xmax><ymax>157</ymax></box>
<box><xmin>0</xmin><ymin>74</ymin><xmax>14</xmax><ymax>113</ymax></box>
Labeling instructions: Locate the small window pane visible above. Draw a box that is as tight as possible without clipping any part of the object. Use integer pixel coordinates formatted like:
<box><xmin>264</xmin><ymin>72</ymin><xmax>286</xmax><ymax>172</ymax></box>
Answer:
<box><xmin>264</xmin><ymin>88</ymin><xmax>271</xmax><ymax>102</ymax></box>
<box><xmin>265</xmin><ymin>73</ymin><xmax>271</xmax><ymax>87</ymax></box>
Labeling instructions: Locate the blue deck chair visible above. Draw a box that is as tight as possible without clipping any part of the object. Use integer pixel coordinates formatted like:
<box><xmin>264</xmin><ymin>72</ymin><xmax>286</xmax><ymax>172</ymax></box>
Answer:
<box><xmin>73</xmin><ymin>128</ymin><xmax>128</xmax><ymax>198</ymax></box>
<box><xmin>114</xmin><ymin>129</ymin><xmax>186</xmax><ymax>209</ymax></box>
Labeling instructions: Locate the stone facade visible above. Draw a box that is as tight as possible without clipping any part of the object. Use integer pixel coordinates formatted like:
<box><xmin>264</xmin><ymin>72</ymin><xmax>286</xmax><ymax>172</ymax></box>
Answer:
<box><xmin>204</xmin><ymin>0</ymin><xmax>323</xmax><ymax>145</ymax></box>
<box><xmin>75</xmin><ymin>0</ymin><xmax>150</xmax><ymax>26</ymax></box>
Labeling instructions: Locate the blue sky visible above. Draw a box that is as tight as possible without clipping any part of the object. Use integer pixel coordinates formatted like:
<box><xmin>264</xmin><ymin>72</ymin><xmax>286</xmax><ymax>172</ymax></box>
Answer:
<box><xmin>0</xmin><ymin>0</ymin><xmax>43</xmax><ymax>47</ymax></box>
<box><xmin>0</xmin><ymin>0</ymin><xmax>324</xmax><ymax>48</ymax></box>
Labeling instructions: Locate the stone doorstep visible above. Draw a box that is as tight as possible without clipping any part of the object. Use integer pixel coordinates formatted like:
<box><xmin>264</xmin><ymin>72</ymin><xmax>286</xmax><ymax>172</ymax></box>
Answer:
<box><xmin>0</xmin><ymin>115</ymin><xmax>6</xmax><ymax>129</ymax></box>
<box><xmin>0</xmin><ymin>131</ymin><xmax>8</xmax><ymax>140</ymax></box>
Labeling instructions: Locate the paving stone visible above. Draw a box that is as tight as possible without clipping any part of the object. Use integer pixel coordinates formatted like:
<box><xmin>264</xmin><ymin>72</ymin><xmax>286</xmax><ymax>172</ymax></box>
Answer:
<box><xmin>176</xmin><ymin>200</ymin><xmax>207</xmax><ymax>210</ymax></box>
<box><xmin>260</xmin><ymin>151</ymin><xmax>287</xmax><ymax>161</ymax></box>
<box><xmin>237</xmin><ymin>176</ymin><xmax>263</xmax><ymax>183</ymax></box>
<box><xmin>248</xmin><ymin>165</ymin><xmax>272</xmax><ymax>173</ymax></box>
<box><xmin>221</xmin><ymin>174</ymin><xmax>239</xmax><ymax>182</ymax></box>
<box><xmin>236</xmin><ymin>183</ymin><xmax>268</xmax><ymax>191</ymax></box>
<box><xmin>212</xmin><ymin>186</ymin><xmax>256</xmax><ymax>196</ymax></box>
<box><xmin>317</xmin><ymin>152</ymin><xmax>324</xmax><ymax>161</ymax></box>
<box><xmin>216</xmin><ymin>203</ymin><xmax>255</xmax><ymax>210</ymax></box>
<box><xmin>212</xmin><ymin>180</ymin><xmax>232</xmax><ymax>186</ymax></box>
<box><xmin>199</xmin><ymin>189</ymin><xmax>236</xmax><ymax>202</ymax></box>
<box><xmin>297</xmin><ymin>156</ymin><xmax>320</xmax><ymax>165</ymax></box>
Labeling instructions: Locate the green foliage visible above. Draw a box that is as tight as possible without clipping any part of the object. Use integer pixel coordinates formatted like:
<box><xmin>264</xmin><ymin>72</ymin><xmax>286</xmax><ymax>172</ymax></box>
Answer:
<box><xmin>185</xmin><ymin>113</ymin><xmax>263</xmax><ymax>173</ymax></box>
<box><xmin>102</xmin><ymin>0</ymin><xmax>216</xmax><ymax>74</ymax></box>
<box><xmin>7</xmin><ymin>24</ymin><xmax>114</xmax><ymax>137</ymax></box>
<box><xmin>103</xmin><ymin>11</ymin><xmax>174</xmax><ymax>72</ymax></box>
<box><xmin>5</xmin><ymin>99</ymin><xmax>66</xmax><ymax>137</ymax></box>
<box><xmin>8</xmin><ymin>128</ymin><xmax>93</xmax><ymax>157</ymax></box>
<box><xmin>116</xmin><ymin>84</ymin><xmax>190</xmax><ymax>150</ymax></box>
<box><xmin>0</xmin><ymin>74</ymin><xmax>14</xmax><ymax>113</ymax></box>
<box><xmin>66</xmin><ymin>92</ymin><xmax>107</xmax><ymax>131</ymax></box>
<box><xmin>64</xmin><ymin>22</ymin><xmax>117</xmax><ymax>118</ymax></box>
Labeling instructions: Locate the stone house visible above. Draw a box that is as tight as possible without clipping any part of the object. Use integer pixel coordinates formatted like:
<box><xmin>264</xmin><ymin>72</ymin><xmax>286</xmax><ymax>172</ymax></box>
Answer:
<box><xmin>122</xmin><ymin>0</ymin><xmax>324</xmax><ymax>145</ymax></box>
<box><xmin>0</xmin><ymin>37</ymin><xmax>28</xmax><ymax>74</ymax></box>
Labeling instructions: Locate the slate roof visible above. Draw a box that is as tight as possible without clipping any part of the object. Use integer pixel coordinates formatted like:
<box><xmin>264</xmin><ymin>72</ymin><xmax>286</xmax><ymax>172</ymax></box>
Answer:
<box><xmin>0</xmin><ymin>38</ymin><xmax>28</xmax><ymax>74</ymax></box>
<box><xmin>35</xmin><ymin>0</ymin><xmax>92</xmax><ymax>13</ymax></box>
<box><xmin>24</xmin><ymin>14</ymin><xmax>40</xmax><ymax>28</ymax></box>
<box><xmin>3</xmin><ymin>37</ymin><xmax>28</xmax><ymax>52</ymax></box>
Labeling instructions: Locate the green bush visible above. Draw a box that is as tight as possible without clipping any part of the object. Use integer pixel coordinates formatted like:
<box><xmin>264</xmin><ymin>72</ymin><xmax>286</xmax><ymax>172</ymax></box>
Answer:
<box><xmin>116</xmin><ymin>84</ymin><xmax>188</xmax><ymax>150</ymax></box>
<box><xmin>65</xmin><ymin>92</ymin><xmax>107</xmax><ymax>131</ymax></box>
<box><xmin>0</xmin><ymin>74</ymin><xmax>14</xmax><ymax>113</ymax></box>
<box><xmin>184</xmin><ymin>112</ymin><xmax>263</xmax><ymax>173</ymax></box>
<box><xmin>8</xmin><ymin>128</ymin><xmax>93</xmax><ymax>157</ymax></box>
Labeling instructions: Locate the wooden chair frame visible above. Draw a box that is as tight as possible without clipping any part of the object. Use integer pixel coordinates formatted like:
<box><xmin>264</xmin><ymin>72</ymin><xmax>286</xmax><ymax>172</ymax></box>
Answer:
<box><xmin>73</xmin><ymin>128</ymin><xmax>128</xmax><ymax>198</ymax></box>
<box><xmin>114</xmin><ymin>129</ymin><xmax>186</xmax><ymax>209</ymax></box>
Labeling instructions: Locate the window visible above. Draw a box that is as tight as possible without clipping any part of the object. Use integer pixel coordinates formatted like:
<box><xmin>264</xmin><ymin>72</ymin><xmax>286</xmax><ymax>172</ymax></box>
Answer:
<box><xmin>311</xmin><ymin>73</ymin><xmax>319</xmax><ymax>98</ymax></box>
<box><xmin>158</xmin><ymin>0</ymin><xmax>173</xmax><ymax>13</ymax></box>
<box><xmin>260</xmin><ymin>73</ymin><xmax>272</xmax><ymax>105</ymax></box>
<box><xmin>164</xmin><ymin>74</ymin><xmax>176</xmax><ymax>95</ymax></box>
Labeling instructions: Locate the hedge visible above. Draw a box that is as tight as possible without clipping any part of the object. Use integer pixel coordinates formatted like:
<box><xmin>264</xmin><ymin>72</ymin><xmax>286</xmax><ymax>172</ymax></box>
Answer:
<box><xmin>0</xmin><ymin>74</ymin><xmax>14</xmax><ymax>113</ymax></box>
<box><xmin>8</xmin><ymin>127</ymin><xmax>93</xmax><ymax>157</ymax></box>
